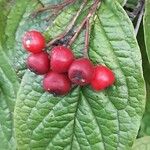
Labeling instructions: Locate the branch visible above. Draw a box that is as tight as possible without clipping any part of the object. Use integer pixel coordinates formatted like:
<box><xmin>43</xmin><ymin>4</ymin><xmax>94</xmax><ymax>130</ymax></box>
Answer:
<box><xmin>31</xmin><ymin>0</ymin><xmax>76</xmax><ymax>18</ymax></box>
<box><xmin>125</xmin><ymin>0</ymin><xmax>145</xmax><ymax>20</ymax></box>
<box><xmin>46</xmin><ymin>0</ymin><xmax>87</xmax><ymax>47</ymax></box>
<box><xmin>36</xmin><ymin>0</ymin><xmax>75</xmax><ymax>13</ymax></box>
<box><xmin>84</xmin><ymin>20</ymin><xmax>90</xmax><ymax>58</ymax></box>
<box><xmin>68</xmin><ymin>0</ymin><xmax>101</xmax><ymax>47</ymax></box>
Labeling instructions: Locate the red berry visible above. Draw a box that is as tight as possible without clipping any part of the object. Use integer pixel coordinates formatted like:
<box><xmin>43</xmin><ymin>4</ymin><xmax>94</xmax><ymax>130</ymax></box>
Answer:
<box><xmin>91</xmin><ymin>65</ymin><xmax>115</xmax><ymax>91</ymax></box>
<box><xmin>22</xmin><ymin>30</ymin><xmax>46</xmax><ymax>53</ymax></box>
<box><xmin>43</xmin><ymin>72</ymin><xmax>71</xmax><ymax>95</ymax></box>
<box><xmin>27</xmin><ymin>52</ymin><xmax>50</xmax><ymax>75</ymax></box>
<box><xmin>50</xmin><ymin>46</ymin><xmax>74</xmax><ymax>73</ymax></box>
<box><xmin>68</xmin><ymin>58</ymin><xmax>94</xmax><ymax>86</ymax></box>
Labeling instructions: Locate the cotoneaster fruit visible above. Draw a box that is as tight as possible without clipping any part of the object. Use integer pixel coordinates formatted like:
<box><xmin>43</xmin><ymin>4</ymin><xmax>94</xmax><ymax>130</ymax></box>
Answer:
<box><xmin>22</xmin><ymin>30</ymin><xmax>46</xmax><ymax>53</ymax></box>
<box><xmin>50</xmin><ymin>46</ymin><xmax>74</xmax><ymax>73</ymax></box>
<box><xmin>68</xmin><ymin>58</ymin><xmax>94</xmax><ymax>86</ymax></box>
<box><xmin>27</xmin><ymin>52</ymin><xmax>50</xmax><ymax>75</ymax></box>
<box><xmin>43</xmin><ymin>72</ymin><xmax>71</xmax><ymax>96</ymax></box>
<box><xmin>91</xmin><ymin>65</ymin><xmax>115</xmax><ymax>91</ymax></box>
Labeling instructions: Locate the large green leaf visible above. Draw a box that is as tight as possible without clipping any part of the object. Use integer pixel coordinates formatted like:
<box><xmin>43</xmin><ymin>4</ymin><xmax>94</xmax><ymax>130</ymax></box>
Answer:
<box><xmin>144</xmin><ymin>0</ymin><xmax>150</xmax><ymax>64</ymax></box>
<box><xmin>14</xmin><ymin>1</ymin><xmax>146</xmax><ymax>149</ymax></box>
<box><xmin>0</xmin><ymin>1</ymin><xmax>24</xmax><ymax>149</ymax></box>
<box><xmin>137</xmin><ymin>24</ymin><xmax>150</xmax><ymax>137</ymax></box>
<box><xmin>0</xmin><ymin>0</ymin><xmax>52</xmax><ymax>149</ymax></box>
<box><xmin>0</xmin><ymin>45</ymin><xmax>19</xmax><ymax>149</ymax></box>
<box><xmin>132</xmin><ymin>136</ymin><xmax>150</xmax><ymax>150</ymax></box>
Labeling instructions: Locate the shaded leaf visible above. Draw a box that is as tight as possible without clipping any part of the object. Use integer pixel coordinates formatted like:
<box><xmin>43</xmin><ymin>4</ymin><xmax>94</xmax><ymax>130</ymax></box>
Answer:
<box><xmin>126</xmin><ymin>0</ymin><xmax>138</xmax><ymax>9</ymax></box>
<box><xmin>137</xmin><ymin>23</ymin><xmax>150</xmax><ymax>137</ymax></box>
<box><xmin>144</xmin><ymin>0</ymin><xmax>150</xmax><ymax>64</ymax></box>
<box><xmin>140</xmin><ymin>84</ymin><xmax>150</xmax><ymax>136</ymax></box>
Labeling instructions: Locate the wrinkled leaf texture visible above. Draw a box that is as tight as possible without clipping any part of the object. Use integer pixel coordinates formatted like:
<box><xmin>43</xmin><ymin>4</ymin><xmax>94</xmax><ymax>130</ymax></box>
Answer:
<box><xmin>0</xmin><ymin>0</ymin><xmax>20</xmax><ymax>149</ymax></box>
<box><xmin>14</xmin><ymin>0</ymin><xmax>146</xmax><ymax>150</ymax></box>
<box><xmin>0</xmin><ymin>0</ymin><xmax>52</xmax><ymax>149</ymax></box>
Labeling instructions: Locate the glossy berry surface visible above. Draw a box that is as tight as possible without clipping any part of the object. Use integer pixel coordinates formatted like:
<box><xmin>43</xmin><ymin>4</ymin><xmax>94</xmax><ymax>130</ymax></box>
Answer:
<box><xmin>43</xmin><ymin>72</ymin><xmax>71</xmax><ymax>96</ymax></box>
<box><xmin>50</xmin><ymin>46</ymin><xmax>74</xmax><ymax>73</ymax></box>
<box><xmin>27</xmin><ymin>52</ymin><xmax>50</xmax><ymax>75</ymax></box>
<box><xmin>91</xmin><ymin>65</ymin><xmax>115</xmax><ymax>91</ymax></box>
<box><xmin>68</xmin><ymin>58</ymin><xmax>94</xmax><ymax>86</ymax></box>
<box><xmin>22</xmin><ymin>30</ymin><xmax>46</xmax><ymax>53</ymax></box>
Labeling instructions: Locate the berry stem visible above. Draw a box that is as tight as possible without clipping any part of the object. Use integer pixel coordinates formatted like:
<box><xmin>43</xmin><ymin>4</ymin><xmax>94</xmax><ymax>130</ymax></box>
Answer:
<box><xmin>46</xmin><ymin>0</ymin><xmax>87</xmax><ymax>47</ymax></box>
<box><xmin>84</xmin><ymin>20</ymin><xmax>90</xmax><ymax>58</ymax></box>
<box><xmin>33</xmin><ymin>0</ymin><xmax>76</xmax><ymax>15</ymax></box>
<box><xmin>68</xmin><ymin>0</ymin><xmax>101</xmax><ymax>47</ymax></box>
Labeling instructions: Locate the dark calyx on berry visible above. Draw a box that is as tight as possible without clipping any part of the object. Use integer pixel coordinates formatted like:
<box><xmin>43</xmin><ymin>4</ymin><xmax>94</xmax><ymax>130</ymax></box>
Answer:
<box><xmin>43</xmin><ymin>72</ymin><xmax>71</xmax><ymax>96</ymax></box>
<box><xmin>22</xmin><ymin>30</ymin><xmax>46</xmax><ymax>53</ymax></box>
<box><xmin>50</xmin><ymin>46</ymin><xmax>74</xmax><ymax>73</ymax></box>
<box><xmin>91</xmin><ymin>65</ymin><xmax>115</xmax><ymax>91</ymax></box>
<box><xmin>68</xmin><ymin>58</ymin><xmax>94</xmax><ymax>86</ymax></box>
<box><xmin>27</xmin><ymin>52</ymin><xmax>50</xmax><ymax>75</ymax></box>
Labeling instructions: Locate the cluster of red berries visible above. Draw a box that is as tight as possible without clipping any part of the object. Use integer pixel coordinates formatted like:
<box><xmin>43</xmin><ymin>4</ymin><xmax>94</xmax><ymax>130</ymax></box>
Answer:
<box><xmin>22</xmin><ymin>30</ymin><xmax>115</xmax><ymax>96</ymax></box>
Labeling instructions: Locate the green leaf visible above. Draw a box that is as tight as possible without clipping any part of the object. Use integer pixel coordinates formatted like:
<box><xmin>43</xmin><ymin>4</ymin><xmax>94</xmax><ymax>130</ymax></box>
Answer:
<box><xmin>14</xmin><ymin>1</ymin><xmax>146</xmax><ymax>149</ymax></box>
<box><xmin>137</xmin><ymin>24</ymin><xmax>150</xmax><ymax>137</ymax></box>
<box><xmin>126</xmin><ymin>0</ymin><xmax>138</xmax><ymax>9</ymax></box>
<box><xmin>132</xmin><ymin>136</ymin><xmax>150</xmax><ymax>150</ymax></box>
<box><xmin>137</xmin><ymin>24</ymin><xmax>150</xmax><ymax>86</ymax></box>
<box><xmin>1</xmin><ymin>0</ymin><xmax>51</xmax><ymax>79</ymax></box>
<box><xmin>0</xmin><ymin>0</ymin><xmax>12</xmax><ymax>46</ymax></box>
<box><xmin>4</xmin><ymin>0</ymin><xmax>33</xmax><ymax>57</ymax></box>
<box><xmin>140</xmin><ymin>84</ymin><xmax>150</xmax><ymax>136</ymax></box>
<box><xmin>0</xmin><ymin>45</ymin><xmax>19</xmax><ymax>149</ymax></box>
<box><xmin>144</xmin><ymin>0</ymin><xmax>150</xmax><ymax>64</ymax></box>
<box><xmin>0</xmin><ymin>0</ymin><xmax>51</xmax><ymax>148</ymax></box>
<box><xmin>117</xmin><ymin>0</ymin><xmax>127</xmax><ymax>6</ymax></box>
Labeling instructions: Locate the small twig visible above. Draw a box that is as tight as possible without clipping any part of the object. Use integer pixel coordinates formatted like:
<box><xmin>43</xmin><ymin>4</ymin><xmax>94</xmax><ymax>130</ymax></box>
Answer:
<box><xmin>125</xmin><ymin>0</ymin><xmax>144</xmax><ymax>20</ymax></box>
<box><xmin>68</xmin><ymin>0</ymin><xmax>101</xmax><ymax>47</ymax></box>
<box><xmin>135</xmin><ymin>4</ymin><xmax>145</xmax><ymax>36</ymax></box>
<box><xmin>46</xmin><ymin>0</ymin><xmax>87</xmax><ymax>47</ymax></box>
<box><xmin>84</xmin><ymin>20</ymin><xmax>90</xmax><ymax>58</ymax></box>
<box><xmin>31</xmin><ymin>0</ymin><xmax>76</xmax><ymax>18</ymax></box>
<box><xmin>37</xmin><ymin>0</ymin><xmax>44</xmax><ymax>7</ymax></box>
<box><xmin>36</xmin><ymin>0</ymin><xmax>75</xmax><ymax>13</ymax></box>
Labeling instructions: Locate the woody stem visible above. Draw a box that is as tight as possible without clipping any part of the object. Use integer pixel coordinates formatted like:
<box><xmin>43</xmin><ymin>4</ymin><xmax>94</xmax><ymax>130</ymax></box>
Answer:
<box><xmin>68</xmin><ymin>0</ymin><xmax>101</xmax><ymax>47</ymax></box>
<box><xmin>34</xmin><ymin>0</ymin><xmax>76</xmax><ymax>14</ymax></box>
<box><xmin>46</xmin><ymin>0</ymin><xmax>87</xmax><ymax>47</ymax></box>
<box><xmin>84</xmin><ymin>20</ymin><xmax>90</xmax><ymax>58</ymax></box>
